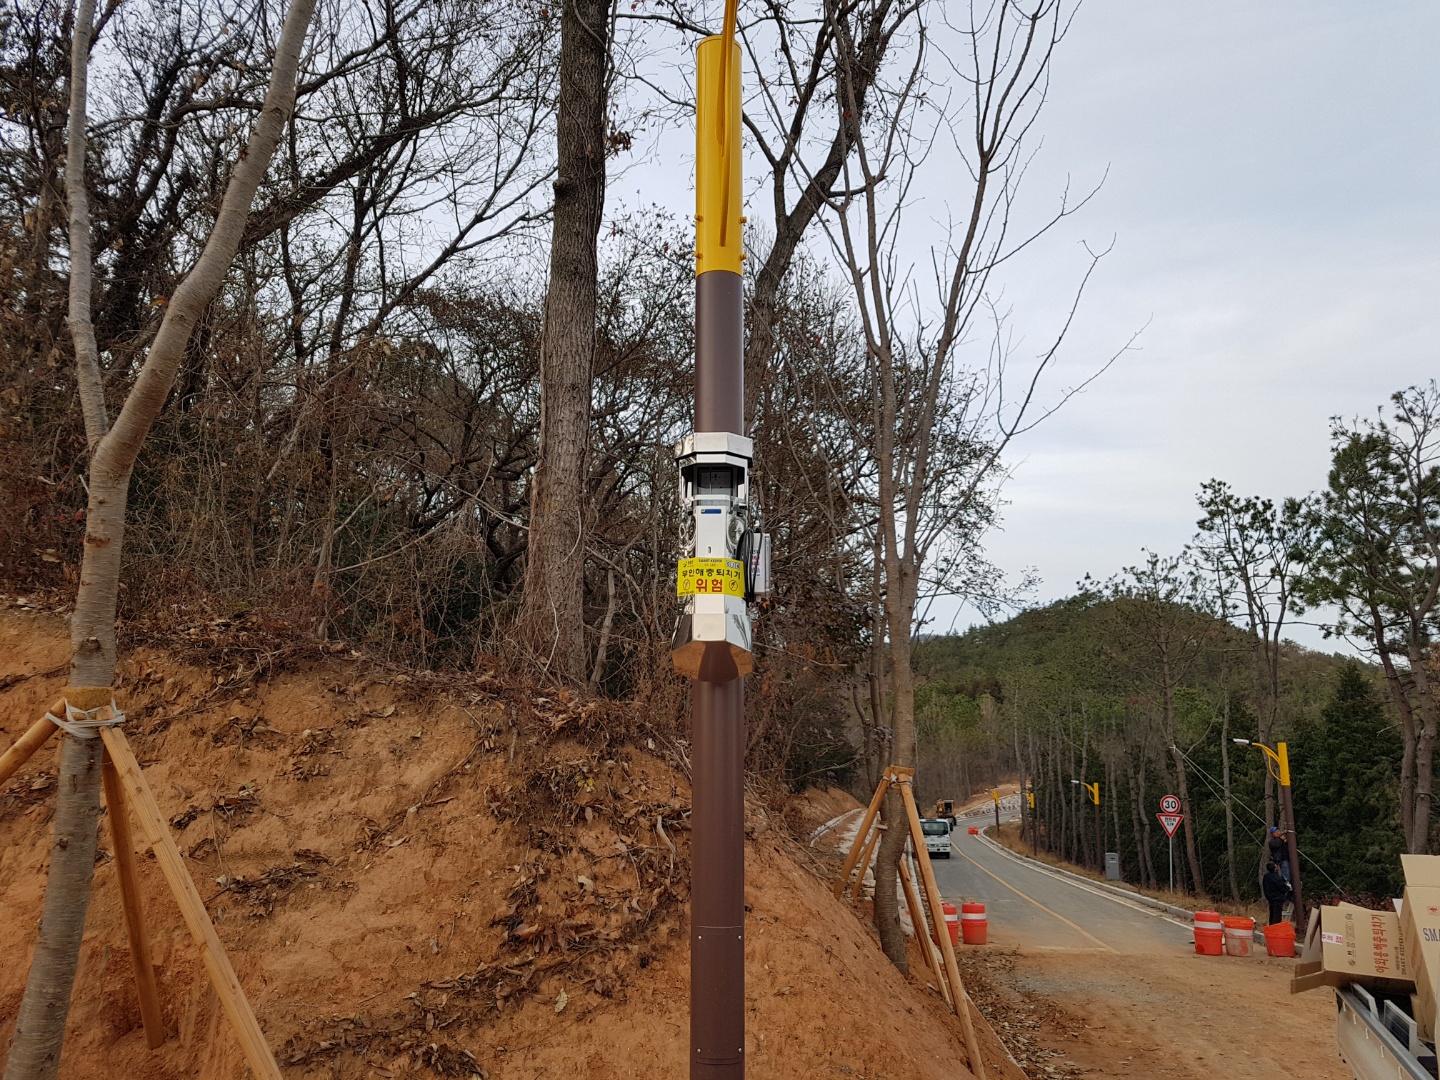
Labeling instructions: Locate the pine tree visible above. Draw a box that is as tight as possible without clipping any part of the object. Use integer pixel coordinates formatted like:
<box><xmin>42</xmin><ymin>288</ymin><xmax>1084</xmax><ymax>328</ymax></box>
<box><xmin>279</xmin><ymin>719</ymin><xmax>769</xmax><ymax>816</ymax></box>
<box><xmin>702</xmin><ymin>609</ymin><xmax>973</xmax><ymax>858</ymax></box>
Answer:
<box><xmin>1293</xmin><ymin>664</ymin><xmax>1404</xmax><ymax>900</ymax></box>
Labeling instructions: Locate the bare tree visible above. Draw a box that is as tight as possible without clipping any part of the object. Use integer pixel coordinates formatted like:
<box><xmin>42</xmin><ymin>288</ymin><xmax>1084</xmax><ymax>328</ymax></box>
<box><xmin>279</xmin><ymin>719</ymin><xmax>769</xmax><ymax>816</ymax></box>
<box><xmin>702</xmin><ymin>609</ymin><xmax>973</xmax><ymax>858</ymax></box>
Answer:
<box><xmin>1104</xmin><ymin>552</ymin><xmax>1221</xmax><ymax>895</ymax></box>
<box><xmin>3</xmin><ymin>2</ymin><xmax>315</xmax><ymax>1074</ymax></box>
<box><xmin>820</xmin><ymin>0</ymin><xmax>1111</xmax><ymax>968</ymax></box>
<box><xmin>1192</xmin><ymin>480</ymin><xmax>1309</xmax><ymax>830</ymax></box>
<box><xmin>517</xmin><ymin>0</ymin><xmax>613</xmax><ymax>683</ymax></box>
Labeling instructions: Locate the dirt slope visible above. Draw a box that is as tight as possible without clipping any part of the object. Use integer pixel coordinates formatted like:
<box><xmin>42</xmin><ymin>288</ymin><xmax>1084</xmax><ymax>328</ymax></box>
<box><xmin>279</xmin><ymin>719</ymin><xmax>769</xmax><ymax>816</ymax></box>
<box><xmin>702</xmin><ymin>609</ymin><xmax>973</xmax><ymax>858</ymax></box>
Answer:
<box><xmin>0</xmin><ymin>609</ymin><xmax>1012</xmax><ymax>1079</ymax></box>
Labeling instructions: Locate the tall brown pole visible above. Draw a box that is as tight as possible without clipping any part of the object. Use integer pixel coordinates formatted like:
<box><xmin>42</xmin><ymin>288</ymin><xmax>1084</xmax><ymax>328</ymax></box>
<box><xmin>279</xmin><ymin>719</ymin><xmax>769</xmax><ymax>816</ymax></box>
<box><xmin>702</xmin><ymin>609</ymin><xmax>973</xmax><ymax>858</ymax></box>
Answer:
<box><xmin>692</xmin><ymin>679</ymin><xmax>744</xmax><ymax>1078</ymax></box>
<box><xmin>690</xmin><ymin>13</ymin><xmax>745</xmax><ymax>1078</ymax></box>
<box><xmin>1093</xmin><ymin>796</ymin><xmax>1102</xmax><ymax>873</ymax></box>
<box><xmin>1278</xmin><ymin>742</ymin><xmax>1305</xmax><ymax>935</ymax></box>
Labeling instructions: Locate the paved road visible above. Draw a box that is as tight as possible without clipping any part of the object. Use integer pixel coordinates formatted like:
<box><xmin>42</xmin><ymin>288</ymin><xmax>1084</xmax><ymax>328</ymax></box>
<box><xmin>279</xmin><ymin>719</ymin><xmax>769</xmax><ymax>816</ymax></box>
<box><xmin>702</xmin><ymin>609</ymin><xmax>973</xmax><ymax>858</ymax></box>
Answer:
<box><xmin>931</xmin><ymin>828</ymin><xmax>1194</xmax><ymax>955</ymax></box>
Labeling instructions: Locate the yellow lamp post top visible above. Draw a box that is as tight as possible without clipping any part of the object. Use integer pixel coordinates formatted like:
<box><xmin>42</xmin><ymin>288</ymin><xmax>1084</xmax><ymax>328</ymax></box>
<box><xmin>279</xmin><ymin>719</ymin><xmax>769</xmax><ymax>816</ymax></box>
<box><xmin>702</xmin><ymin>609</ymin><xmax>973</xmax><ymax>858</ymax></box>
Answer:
<box><xmin>695</xmin><ymin>0</ymin><xmax>743</xmax><ymax>276</ymax></box>
<box><xmin>1233</xmin><ymin>738</ymin><xmax>1291</xmax><ymax>786</ymax></box>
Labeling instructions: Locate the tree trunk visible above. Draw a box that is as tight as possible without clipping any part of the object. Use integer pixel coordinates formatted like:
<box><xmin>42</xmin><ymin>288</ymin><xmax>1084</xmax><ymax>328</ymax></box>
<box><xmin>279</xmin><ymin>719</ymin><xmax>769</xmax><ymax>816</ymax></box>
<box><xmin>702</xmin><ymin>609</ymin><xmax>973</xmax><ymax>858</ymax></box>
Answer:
<box><xmin>1221</xmin><ymin>703</ymin><xmax>1240</xmax><ymax>902</ymax></box>
<box><xmin>1133</xmin><ymin>747</ymin><xmax>1157</xmax><ymax>889</ymax></box>
<box><xmin>588</xmin><ymin>566</ymin><xmax>617</xmax><ymax>689</ymax></box>
<box><xmin>874</xmin><ymin>786</ymin><xmax>909</xmax><ymax>972</ymax></box>
<box><xmin>1170</xmin><ymin>741</ymin><xmax>1205</xmax><ymax>894</ymax></box>
<box><xmin>1409</xmin><ymin>642</ymin><xmax>1438</xmax><ymax>854</ymax></box>
<box><xmin>1389</xmin><ymin>667</ymin><xmax>1419</xmax><ymax>851</ymax></box>
<box><xmin>2</xmin><ymin>737</ymin><xmax>103</xmax><ymax>1080</ymax></box>
<box><xmin>5</xmin><ymin>3</ymin><xmax>315</xmax><ymax>1073</ymax></box>
<box><xmin>517</xmin><ymin>0</ymin><xmax>610</xmax><ymax>684</ymax></box>
<box><xmin>64</xmin><ymin>0</ymin><xmax>105</xmax><ymax>448</ymax></box>
<box><xmin>1127</xmin><ymin>762</ymin><xmax>1147</xmax><ymax>887</ymax></box>
<box><xmin>1078</xmin><ymin>720</ymin><xmax>1091</xmax><ymax>867</ymax></box>
<box><xmin>873</xmin><ymin>604</ymin><xmax>917</xmax><ymax>970</ymax></box>
<box><xmin>1107</xmin><ymin>756</ymin><xmax>1122</xmax><ymax>877</ymax></box>
<box><xmin>1162</xmin><ymin>668</ymin><xmax>1205</xmax><ymax>893</ymax></box>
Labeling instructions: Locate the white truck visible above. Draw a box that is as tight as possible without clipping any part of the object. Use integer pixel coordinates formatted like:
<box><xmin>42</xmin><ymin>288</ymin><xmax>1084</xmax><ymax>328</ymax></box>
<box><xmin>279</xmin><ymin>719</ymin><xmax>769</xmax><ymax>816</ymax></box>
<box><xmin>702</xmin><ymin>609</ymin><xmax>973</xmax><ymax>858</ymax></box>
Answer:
<box><xmin>919</xmin><ymin>818</ymin><xmax>952</xmax><ymax>859</ymax></box>
<box><xmin>1334</xmin><ymin>985</ymin><xmax>1437</xmax><ymax>1080</ymax></box>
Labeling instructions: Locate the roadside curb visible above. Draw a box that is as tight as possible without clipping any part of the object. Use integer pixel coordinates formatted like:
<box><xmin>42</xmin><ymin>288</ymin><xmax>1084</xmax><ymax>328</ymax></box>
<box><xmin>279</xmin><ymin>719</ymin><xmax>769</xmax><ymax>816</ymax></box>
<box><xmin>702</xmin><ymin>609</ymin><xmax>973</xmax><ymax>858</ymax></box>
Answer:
<box><xmin>975</xmin><ymin>828</ymin><xmax>1196</xmax><ymax>923</ymax></box>
<box><xmin>808</xmin><ymin>807</ymin><xmax>862</xmax><ymax>845</ymax></box>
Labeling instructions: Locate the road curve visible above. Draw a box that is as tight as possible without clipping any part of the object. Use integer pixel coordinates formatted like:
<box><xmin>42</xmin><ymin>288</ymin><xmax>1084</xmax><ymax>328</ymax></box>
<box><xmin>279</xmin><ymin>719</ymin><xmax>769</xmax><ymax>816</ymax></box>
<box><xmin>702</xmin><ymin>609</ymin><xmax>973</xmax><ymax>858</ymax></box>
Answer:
<box><xmin>931</xmin><ymin>828</ymin><xmax>1194</xmax><ymax>955</ymax></box>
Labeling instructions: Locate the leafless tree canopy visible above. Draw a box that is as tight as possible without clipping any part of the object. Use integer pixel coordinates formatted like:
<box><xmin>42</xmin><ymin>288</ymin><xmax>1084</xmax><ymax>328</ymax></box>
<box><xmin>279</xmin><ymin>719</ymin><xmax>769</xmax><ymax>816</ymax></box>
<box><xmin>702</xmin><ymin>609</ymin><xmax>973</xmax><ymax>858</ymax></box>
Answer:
<box><xmin>1</xmin><ymin>0</ymin><xmax>1108</xmax><ymax>794</ymax></box>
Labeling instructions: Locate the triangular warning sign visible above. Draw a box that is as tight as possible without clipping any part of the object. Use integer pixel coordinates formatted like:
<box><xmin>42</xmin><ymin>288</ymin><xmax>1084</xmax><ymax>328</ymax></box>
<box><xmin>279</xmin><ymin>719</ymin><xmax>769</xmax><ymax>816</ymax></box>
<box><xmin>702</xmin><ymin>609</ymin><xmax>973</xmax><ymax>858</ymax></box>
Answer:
<box><xmin>1156</xmin><ymin>812</ymin><xmax>1183</xmax><ymax>837</ymax></box>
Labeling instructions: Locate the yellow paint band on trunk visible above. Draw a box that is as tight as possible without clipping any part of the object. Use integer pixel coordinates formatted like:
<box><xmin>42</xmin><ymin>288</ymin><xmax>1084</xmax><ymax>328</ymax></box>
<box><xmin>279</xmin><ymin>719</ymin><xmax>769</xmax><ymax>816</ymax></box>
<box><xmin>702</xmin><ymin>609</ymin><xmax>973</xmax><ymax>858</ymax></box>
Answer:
<box><xmin>63</xmin><ymin>685</ymin><xmax>115</xmax><ymax>710</ymax></box>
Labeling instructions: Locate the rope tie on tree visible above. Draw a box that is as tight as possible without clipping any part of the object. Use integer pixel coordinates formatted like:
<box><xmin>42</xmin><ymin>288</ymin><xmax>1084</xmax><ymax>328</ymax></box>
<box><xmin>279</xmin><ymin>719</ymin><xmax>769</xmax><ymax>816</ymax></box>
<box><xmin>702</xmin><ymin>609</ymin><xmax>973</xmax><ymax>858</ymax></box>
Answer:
<box><xmin>45</xmin><ymin>686</ymin><xmax>125</xmax><ymax>740</ymax></box>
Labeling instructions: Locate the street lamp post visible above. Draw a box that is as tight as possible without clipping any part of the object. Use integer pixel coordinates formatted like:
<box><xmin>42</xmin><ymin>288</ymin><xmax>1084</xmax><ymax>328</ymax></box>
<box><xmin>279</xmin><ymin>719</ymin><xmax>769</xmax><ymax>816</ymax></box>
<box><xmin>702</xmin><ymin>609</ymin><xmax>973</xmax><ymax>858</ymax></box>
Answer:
<box><xmin>1070</xmin><ymin>780</ymin><xmax>1101</xmax><ymax>872</ymax></box>
<box><xmin>1234</xmin><ymin>739</ymin><xmax>1305</xmax><ymax>934</ymax></box>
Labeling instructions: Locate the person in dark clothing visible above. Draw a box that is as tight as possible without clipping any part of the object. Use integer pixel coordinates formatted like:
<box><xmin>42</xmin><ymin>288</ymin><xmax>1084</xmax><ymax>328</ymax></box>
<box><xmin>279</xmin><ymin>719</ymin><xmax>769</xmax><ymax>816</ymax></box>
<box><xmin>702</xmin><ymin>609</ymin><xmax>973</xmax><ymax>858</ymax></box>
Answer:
<box><xmin>1263</xmin><ymin>861</ymin><xmax>1293</xmax><ymax>926</ymax></box>
<box><xmin>1268</xmin><ymin>826</ymin><xmax>1291</xmax><ymax>884</ymax></box>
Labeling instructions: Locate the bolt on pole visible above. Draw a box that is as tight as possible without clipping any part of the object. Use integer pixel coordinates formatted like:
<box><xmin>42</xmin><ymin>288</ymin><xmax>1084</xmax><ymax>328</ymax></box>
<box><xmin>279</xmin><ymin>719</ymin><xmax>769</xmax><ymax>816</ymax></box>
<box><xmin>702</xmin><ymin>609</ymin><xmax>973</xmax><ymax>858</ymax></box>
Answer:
<box><xmin>675</xmin><ymin>5</ymin><xmax>768</xmax><ymax>1077</ymax></box>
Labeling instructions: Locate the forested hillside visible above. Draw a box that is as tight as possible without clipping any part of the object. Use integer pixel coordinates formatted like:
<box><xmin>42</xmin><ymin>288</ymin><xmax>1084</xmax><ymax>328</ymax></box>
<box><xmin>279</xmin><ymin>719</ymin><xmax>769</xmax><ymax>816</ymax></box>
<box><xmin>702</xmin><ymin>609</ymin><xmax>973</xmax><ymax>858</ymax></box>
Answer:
<box><xmin>915</xmin><ymin>597</ymin><xmax>1404</xmax><ymax>902</ymax></box>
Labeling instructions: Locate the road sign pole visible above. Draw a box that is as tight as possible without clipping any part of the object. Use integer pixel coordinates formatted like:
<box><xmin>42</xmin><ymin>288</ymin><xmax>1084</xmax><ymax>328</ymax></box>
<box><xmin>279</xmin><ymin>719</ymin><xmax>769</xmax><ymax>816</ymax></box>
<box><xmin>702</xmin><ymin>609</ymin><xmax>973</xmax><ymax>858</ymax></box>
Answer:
<box><xmin>1156</xmin><ymin>799</ymin><xmax>1182</xmax><ymax>892</ymax></box>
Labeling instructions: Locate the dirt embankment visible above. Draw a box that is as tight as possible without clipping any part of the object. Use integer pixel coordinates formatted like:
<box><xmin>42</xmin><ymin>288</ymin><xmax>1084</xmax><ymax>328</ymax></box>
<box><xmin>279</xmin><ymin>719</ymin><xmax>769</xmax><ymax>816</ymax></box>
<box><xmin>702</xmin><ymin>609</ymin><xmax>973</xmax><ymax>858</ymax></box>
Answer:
<box><xmin>0</xmin><ymin>609</ymin><xmax>1015</xmax><ymax>1079</ymax></box>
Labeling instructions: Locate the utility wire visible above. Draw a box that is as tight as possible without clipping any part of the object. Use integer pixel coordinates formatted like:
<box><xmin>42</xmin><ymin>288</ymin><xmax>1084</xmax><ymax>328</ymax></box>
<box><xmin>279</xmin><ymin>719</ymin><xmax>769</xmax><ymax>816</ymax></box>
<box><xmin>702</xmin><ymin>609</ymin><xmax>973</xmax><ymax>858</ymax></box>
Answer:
<box><xmin>1174</xmin><ymin>746</ymin><xmax>1344</xmax><ymax>894</ymax></box>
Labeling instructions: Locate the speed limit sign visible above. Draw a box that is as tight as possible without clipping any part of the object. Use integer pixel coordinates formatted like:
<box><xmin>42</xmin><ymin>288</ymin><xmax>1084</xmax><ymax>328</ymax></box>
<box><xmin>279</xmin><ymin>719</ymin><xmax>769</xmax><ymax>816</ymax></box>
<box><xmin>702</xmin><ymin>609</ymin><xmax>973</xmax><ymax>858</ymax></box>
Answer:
<box><xmin>1160</xmin><ymin>794</ymin><xmax>1180</xmax><ymax>815</ymax></box>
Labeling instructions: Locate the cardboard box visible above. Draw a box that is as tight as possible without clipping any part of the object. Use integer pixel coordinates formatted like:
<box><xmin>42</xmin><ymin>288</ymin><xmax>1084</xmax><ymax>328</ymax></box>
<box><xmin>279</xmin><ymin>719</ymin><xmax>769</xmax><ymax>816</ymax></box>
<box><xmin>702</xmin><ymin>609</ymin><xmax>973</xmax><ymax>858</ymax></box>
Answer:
<box><xmin>1291</xmin><ymin>901</ymin><xmax>1412</xmax><ymax>995</ymax></box>
<box><xmin>1400</xmin><ymin>854</ymin><xmax>1440</xmax><ymax>1038</ymax></box>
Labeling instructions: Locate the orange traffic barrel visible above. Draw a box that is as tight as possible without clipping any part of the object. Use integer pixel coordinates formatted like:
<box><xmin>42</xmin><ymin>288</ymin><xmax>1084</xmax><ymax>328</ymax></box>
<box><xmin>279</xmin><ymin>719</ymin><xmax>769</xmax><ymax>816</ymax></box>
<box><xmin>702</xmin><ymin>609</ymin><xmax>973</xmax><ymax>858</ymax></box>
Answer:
<box><xmin>933</xmin><ymin>902</ymin><xmax>959</xmax><ymax>947</ymax></box>
<box><xmin>1193</xmin><ymin>909</ymin><xmax>1223</xmax><ymax>956</ymax></box>
<box><xmin>967</xmin><ymin>826</ymin><xmax>979</xmax><ymax>835</ymax></box>
<box><xmin>961</xmin><ymin>901</ymin><xmax>987</xmax><ymax>945</ymax></box>
<box><xmin>1223</xmin><ymin>916</ymin><xmax>1255</xmax><ymax>957</ymax></box>
<box><xmin>1263</xmin><ymin>921</ymin><xmax>1296</xmax><ymax>957</ymax></box>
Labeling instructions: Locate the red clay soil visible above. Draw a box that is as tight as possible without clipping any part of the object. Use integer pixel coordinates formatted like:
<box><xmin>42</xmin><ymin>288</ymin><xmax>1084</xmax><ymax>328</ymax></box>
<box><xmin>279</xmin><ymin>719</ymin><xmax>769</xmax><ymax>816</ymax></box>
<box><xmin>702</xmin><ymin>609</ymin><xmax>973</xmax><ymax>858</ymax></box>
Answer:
<box><xmin>0</xmin><ymin>609</ymin><xmax>1016</xmax><ymax>1079</ymax></box>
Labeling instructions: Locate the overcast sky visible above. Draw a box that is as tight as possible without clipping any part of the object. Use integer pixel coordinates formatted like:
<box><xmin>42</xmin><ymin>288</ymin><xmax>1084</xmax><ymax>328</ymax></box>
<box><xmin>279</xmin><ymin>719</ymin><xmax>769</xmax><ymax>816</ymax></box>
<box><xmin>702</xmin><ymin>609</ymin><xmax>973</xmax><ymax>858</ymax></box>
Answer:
<box><xmin>622</xmin><ymin>2</ymin><xmax>1440</xmax><ymax>650</ymax></box>
<box><xmin>948</xmin><ymin>1</ymin><xmax>1440</xmax><ymax>648</ymax></box>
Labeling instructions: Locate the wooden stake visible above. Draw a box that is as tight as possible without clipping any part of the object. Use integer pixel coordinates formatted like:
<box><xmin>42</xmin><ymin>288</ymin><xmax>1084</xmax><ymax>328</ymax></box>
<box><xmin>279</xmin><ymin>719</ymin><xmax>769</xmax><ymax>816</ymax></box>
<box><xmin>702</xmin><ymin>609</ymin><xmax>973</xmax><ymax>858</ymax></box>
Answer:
<box><xmin>101</xmin><ymin>749</ymin><xmax>166</xmax><ymax>1049</ymax></box>
<box><xmin>0</xmin><ymin>707</ymin><xmax>61</xmax><ymax>787</ymax></box>
<box><xmin>99</xmin><ymin>727</ymin><xmax>282</xmax><ymax>1080</ymax></box>
<box><xmin>900</xmin><ymin>858</ymin><xmax>951</xmax><ymax>1007</ymax></box>
<box><xmin>833</xmin><ymin>772</ymin><xmax>893</xmax><ymax>898</ymax></box>
<box><xmin>849</xmin><ymin>823</ymin><xmax>885</xmax><ymax>903</ymax></box>
<box><xmin>900</xmin><ymin>778</ymin><xmax>986</xmax><ymax>1080</ymax></box>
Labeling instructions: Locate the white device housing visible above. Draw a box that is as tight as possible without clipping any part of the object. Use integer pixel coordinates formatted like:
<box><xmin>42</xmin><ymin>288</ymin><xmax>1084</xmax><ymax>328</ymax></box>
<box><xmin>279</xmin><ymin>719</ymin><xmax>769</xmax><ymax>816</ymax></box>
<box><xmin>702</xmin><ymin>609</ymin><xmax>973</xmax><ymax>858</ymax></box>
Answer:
<box><xmin>671</xmin><ymin>431</ymin><xmax>769</xmax><ymax>680</ymax></box>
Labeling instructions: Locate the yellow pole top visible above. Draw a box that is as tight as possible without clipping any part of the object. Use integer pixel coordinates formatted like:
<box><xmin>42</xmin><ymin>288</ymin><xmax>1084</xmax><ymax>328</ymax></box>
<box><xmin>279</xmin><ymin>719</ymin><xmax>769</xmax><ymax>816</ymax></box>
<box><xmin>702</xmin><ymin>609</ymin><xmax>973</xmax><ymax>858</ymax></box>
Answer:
<box><xmin>695</xmin><ymin>0</ymin><xmax>742</xmax><ymax>276</ymax></box>
<box><xmin>1252</xmin><ymin>742</ymin><xmax>1283</xmax><ymax>783</ymax></box>
<box><xmin>1277</xmin><ymin>741</ymin><xmax>1291</xmax><ymax>788</ymax></box>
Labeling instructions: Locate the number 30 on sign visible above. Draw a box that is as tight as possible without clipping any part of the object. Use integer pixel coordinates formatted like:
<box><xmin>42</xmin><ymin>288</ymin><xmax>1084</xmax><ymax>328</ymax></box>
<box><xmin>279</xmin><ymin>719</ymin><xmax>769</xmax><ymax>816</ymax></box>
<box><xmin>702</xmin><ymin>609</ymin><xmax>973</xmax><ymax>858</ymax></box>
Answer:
<box><xmin>677</xmin><ymin>557</ymin><xmax>744</xmax><ymax>597</ymax></box>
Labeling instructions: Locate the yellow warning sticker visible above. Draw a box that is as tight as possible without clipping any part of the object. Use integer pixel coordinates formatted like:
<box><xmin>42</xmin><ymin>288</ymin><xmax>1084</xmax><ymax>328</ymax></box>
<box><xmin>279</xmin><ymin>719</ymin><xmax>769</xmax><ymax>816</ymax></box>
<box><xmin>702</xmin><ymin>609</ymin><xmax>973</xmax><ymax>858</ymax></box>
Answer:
<box><xmin>677</xmin><ymin>557</ymin><xmax>744</xmax><ymax>598</ymax></box>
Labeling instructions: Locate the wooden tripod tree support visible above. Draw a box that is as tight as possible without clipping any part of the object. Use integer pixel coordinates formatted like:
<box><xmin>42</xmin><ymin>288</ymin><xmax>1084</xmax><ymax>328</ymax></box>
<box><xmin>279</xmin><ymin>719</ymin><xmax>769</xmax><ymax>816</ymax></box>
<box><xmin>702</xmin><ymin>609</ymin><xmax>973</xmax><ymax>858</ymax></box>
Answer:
<box><xmin>1</xmin><ymin>697</ymin><xmax>282</xmax><ymax>1080</ymax></box>
<box><xmin>836</xmin><ymin>765</ymin><xmax>986</xmax><ymax>1080</ymax></box>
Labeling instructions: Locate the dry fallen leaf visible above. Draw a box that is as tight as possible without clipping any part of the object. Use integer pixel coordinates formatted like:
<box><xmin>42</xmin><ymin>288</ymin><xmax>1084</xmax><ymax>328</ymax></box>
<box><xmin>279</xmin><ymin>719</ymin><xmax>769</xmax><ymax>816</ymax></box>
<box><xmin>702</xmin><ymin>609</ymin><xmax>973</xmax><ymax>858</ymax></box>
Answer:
<box><xmin>555</xmin><ymin>989</ymin><xmax>568</xmax><ymax>1014</ymax></box>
